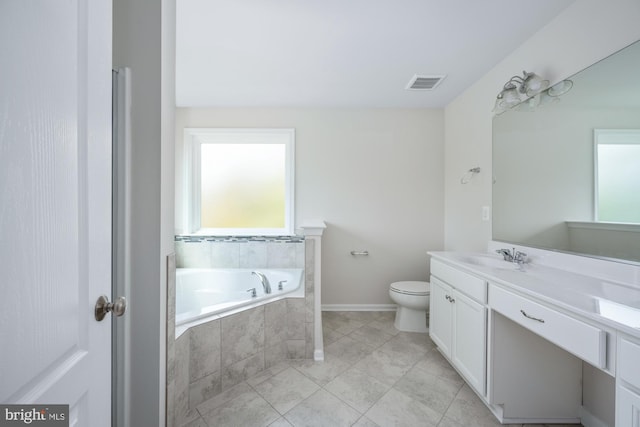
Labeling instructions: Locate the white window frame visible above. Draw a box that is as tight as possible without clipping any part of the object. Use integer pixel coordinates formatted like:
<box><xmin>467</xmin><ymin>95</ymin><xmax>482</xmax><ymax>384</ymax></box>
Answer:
<box><xmin>593</xmin><ymin>128</ymin><xmax>640</xmax><ymax>223</ymax></box>
<box><xmin>183</xmin><ymin>128</ymin><xmax>295</xmax><ymax>235</ymax></box>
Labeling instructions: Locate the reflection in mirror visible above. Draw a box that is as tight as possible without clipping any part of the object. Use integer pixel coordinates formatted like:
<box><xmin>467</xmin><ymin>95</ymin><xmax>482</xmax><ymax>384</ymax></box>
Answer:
<box><xmin>493</xmin><ymin>40</ymin><xmax>640</xmax><ymax>264</ymax></box>
<box><xmin>594</xmin><ymin>129</ymin><xmax>640</xmax><ymax>223</ymax></box>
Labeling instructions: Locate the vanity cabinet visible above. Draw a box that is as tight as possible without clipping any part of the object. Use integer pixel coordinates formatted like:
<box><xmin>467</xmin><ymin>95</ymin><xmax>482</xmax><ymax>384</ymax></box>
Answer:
<box><xmin>429</xmin><ymin>251</ymin><xmax>640</xmax><ymax>426</ymax></box>
<box><xmin>430</xmin><ymin>259</ymin><xmax>487</xmax><ymax>395</ymax></box>
<box><xmin>616</xmin><ymin>335</ymin><xmax>640</xmax><ymax>426</ymax></box>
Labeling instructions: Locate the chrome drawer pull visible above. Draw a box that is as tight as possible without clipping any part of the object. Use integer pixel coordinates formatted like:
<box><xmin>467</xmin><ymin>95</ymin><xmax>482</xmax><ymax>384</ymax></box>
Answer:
<box><xmin>520</xmin><ymin>309</ymin><xmax>544</xmax><ymax>323</ymax></box>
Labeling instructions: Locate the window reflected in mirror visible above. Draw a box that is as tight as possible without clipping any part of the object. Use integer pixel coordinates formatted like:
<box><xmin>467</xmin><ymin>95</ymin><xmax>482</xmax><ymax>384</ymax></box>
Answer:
<box><xmin>594</xmin><ymin>129</ymin><xmax>640</xmax><ymax>224</ymax></box>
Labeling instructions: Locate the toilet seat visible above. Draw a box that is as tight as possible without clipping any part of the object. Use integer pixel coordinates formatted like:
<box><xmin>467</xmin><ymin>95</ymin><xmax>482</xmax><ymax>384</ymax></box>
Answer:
<box><xmin>390</xmin><ymin>281</ymin><xmax>430</xmax><ymax>296</ymax></box>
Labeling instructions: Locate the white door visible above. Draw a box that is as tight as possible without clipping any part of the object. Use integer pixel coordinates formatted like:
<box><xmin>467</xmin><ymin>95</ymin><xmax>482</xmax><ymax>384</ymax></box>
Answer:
<box><xmin>0</xmin><ymin>1</ymin><xmax>113</xmax><ymax>425</ymax></box>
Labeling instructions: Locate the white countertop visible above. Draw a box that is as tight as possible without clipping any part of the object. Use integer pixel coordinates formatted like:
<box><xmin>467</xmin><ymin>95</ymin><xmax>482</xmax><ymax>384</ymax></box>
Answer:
<box><xmin>428</xmin><ymin>251</ymin><xmax>640</xmax><ymax>339</ymax></box>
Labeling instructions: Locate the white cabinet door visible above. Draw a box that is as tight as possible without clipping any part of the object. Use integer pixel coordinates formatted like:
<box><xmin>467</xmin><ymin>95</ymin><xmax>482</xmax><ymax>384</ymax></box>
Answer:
<box><xmin>429</xmin><ymin>277</ymin><xmax>453</xmax><ymax>358</ymax></box>
<box><xmin>452</xmin><ymin>289</ymin><xmax>487</xmax><ymax>394</ymax></box>
<box><xmin>617</xmin><ymin>385</ymin><xmax>640</xmax><ymax>427</ymax></box>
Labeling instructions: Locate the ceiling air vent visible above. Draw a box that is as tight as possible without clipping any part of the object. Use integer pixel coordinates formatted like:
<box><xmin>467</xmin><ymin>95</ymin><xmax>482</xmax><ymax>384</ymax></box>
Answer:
<box><xmin>405</xmin><ymin>74</ymin><xmax>446</xmax><ymax>91</ymax></box>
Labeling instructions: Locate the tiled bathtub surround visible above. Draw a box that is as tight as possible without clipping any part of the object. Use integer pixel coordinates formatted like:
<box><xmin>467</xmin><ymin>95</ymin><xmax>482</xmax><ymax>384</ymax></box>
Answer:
<box><xmin>167</xmin><ymin>237</ymin><xmax>316</xmax><ymax>427</ymax></box>
<box><xmin>175</xmin><ymin>235</ymin><xmax>305</xmax><ymax>269</ymax></box>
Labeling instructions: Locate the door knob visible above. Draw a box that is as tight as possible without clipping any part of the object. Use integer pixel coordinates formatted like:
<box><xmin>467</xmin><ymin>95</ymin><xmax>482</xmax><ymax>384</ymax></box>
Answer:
<box><xmin>95</xmin><ymin>295</ymin><xmax>127</xmax><ymax>321</ymax></box>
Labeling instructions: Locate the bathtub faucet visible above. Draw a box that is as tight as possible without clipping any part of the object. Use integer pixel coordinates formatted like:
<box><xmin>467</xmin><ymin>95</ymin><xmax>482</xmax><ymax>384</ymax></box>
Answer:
<box><xmin>252</xmin><ymin>271</ymin><xmax>271</xmax><ymax>294</ymax></box>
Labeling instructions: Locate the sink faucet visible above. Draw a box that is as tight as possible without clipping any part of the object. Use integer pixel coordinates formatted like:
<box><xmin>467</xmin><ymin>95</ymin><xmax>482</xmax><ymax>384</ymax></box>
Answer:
<box><xmin>495</xmin><ymin>248</ymin><xmax>513</xmax><ymax>261</ymax></box>
<box><xmin>496</xmin><ymin>248</ymin><xmax>528</xmax><ymax>266</ymax></box>
<box><xmin>513</xmin><ymin>250</ymin><xmax>528</xmax><ymax>266</ymax></box>
<box><xmin>252</xmin><ymin>271</ymin><xmax>271</xmax><ymax>294</ymax></box>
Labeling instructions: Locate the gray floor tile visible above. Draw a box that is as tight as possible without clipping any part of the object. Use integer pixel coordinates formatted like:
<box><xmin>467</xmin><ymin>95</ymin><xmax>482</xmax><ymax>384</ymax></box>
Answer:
<box><xmin>365</xmin><ymin>388</ymin><xmax>441</xmax><ymax>427</ymax></box>
<box><xmin>368</xmin><ymin>319</ymin><xmax>401</xmax><ymax>336</ymax></box>
<box><xmin>349</xmin><ymin>324</ymin><xmax>394</xmax><ymax>348</ymax></box>
<box><xmin>393</xmin><ymin>365</ymin><xmax>462</xmax><ymax>415</ymax></box>
<box><xmin>268</xmin><ymin>417</ymin><xmax>294</xmax><ymax>427</ymax></box>
<box><xmin>436</xmin><ymin>416</ymin><xmax>469</xmax><ymax>427</ymax></box>
<box><xmin>289</xmin><ymin>357</ymin><xmax>352</xmax><ymax>386</ymax></box>
<box><xmin>196</xmin><ymin>381</ymin><xmax>253</xmax><ymax>416</ymax></box>
<box><xmin>253</xmin><ymin>367</ymin><xmax>320</xmax><ymax>414</ymax></box>
<box><xmin>377</xmin><ymin>337</ymin><xmax>429</xmax><ymax>367</ymax></box>
<box><xmin>324</xmin><ymin>367</ymin><xmax>391</xmax><ymax>413</ymax></box>
<box><xmin>322</xmin><ymin>312</ymin><xmax>366</xmax><ymax>335</ymax></box>
<box><xmin>388</xmin><ymin>330</ymin><xmax>435</xmax><ymax>354</ymax></box>
<box><xmin>200</xmin><ymin>387</ymin><xmax>280</xmax><ymax>427</ymax></box>
<box><xmin>324</xmin><ymin>335</ymin><xmax>375</xmax><ymax>365</ymax></box>
<box><xmin>352</xmin><ymin>349</ymin><xmax>417</xmax><ymax>386</ymax></box>
<box><xmin>284</xmin><ymin>389</ymin><xmax>361</xmax><ymax>427</ymax></box>
<box><xmin>413</xmin><ymin>349</ymin><xmax>465</xmax><ymax>387</ymax></box>
<box><xmin>322</xmin><ymin>326</ymin><xmax>344</xmax><ymax>346</ymax></box>
<box><xmin>246</xmin><ymin>361</ymin><xmax>291</xmax><ymax>387</ymax></box>
<box><xmin>179</xmin><ymin>416</ymin><xmax>207</xmax><ymax>427</ymax></box>
<box><xmin>352</xmin><ymin>416</ymin><xmax>381</xmax><ymax>427</ymax></box>
<box><xmin>444</xmin><ymin>384</ymin><xmax>519</xmax><ymax>427</ymax></box>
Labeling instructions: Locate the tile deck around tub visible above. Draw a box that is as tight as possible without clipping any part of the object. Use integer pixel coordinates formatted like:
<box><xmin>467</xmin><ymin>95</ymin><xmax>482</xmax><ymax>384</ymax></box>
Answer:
<box><xmin>180</xmin><ymin>311</ymin><xmax>585</xmax><ymax>427</ymax></box>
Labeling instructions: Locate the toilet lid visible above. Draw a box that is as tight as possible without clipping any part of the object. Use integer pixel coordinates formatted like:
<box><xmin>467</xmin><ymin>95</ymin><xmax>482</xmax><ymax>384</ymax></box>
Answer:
<box><xmin>390</xmin><ymin>281</ymin><xmax>430</xmax><ymax>296</ymax></box>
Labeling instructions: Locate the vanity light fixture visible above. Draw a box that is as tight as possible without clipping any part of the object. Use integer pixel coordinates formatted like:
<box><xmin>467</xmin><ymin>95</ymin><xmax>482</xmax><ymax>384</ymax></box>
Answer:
<box><xmin>493</xmin><ymin>71</ymin><xmax>549</xmax><ymax>113</ymax></box>
<box><xmin>493</xmin><ymin>71</ymin><xmax>574</xmax><ymax>115</ymax></box>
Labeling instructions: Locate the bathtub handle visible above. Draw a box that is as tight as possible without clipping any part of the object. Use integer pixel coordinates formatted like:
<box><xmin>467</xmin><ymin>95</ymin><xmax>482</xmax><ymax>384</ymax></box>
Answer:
<box><xmin>278</xmin><ymin>280</ymin><xmax>286</xmax><ymax>290</ymax></box>
<box><xmin>246</xmin><ymin>288</ymin><xmax>257</xmax><ymax>298</ymax></box>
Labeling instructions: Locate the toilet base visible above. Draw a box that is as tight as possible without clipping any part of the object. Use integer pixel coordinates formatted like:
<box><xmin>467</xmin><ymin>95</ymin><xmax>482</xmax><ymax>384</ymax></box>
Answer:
<box><xmin>394</xmin><ymin>306</ymin><xmax>429</xmax><ymax>333</ymax></box>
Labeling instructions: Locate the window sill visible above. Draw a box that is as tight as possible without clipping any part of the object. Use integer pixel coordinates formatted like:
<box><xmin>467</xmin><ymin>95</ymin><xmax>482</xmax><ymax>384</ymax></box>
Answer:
<box><xmin>566</xmin><ymin>221</ymin><xmax>640</xmax><ymax>233</ymax></box>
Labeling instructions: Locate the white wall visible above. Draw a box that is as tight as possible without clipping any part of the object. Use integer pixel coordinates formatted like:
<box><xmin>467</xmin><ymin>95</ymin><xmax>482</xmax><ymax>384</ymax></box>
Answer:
<box><xmin>444</xmin><ymin>0</ymin><xmax>640</xmax><ymax>252</ymax></box>
<box><xmin>113</xmin><ymin>0</ymin><xmax>175</xmax><ymax>424</ymax></box>
<box><xmin>175</xmin><ymin>108</ymin><xmax>444</xmax><ymax>306</ymax></box>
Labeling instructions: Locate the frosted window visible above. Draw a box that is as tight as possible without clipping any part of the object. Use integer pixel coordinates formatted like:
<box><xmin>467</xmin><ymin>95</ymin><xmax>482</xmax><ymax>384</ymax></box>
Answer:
<box><xmin>595</xmin><ymin>130</ymin><xmax>640</xmax><ymax>223</ymax></box>
<box><xmin>200</xmin><ymin>144</ymin><xmax>285</xmax><ymax>228</ymax></box>
<box><xmin>184</xmin><ymin>128</ymin><xmax>295</xmax><ymax>235</ymax></box>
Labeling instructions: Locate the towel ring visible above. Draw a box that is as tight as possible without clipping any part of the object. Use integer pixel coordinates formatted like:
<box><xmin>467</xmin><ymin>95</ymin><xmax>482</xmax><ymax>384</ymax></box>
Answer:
<box><xmin>460</xmin><ymin>167</ymin><xmax>481</xmax><ymax>184</ymax></box>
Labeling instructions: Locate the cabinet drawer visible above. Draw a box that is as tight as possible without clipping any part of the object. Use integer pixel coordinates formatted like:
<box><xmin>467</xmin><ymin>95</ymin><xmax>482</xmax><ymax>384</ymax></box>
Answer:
<box><xmin>431</xmin><ymin>259</ymin><xmax>486</xmax><ymax>304</ymax></box>
<box><xmin>490</xmin><ymin>284</ymin><xmax>606</xmax><ymax>369</ymax></box>
<box><xmin>619</xmin><ymin>338</ymin><xmax>640</xmax><ymax>388</ymax></box>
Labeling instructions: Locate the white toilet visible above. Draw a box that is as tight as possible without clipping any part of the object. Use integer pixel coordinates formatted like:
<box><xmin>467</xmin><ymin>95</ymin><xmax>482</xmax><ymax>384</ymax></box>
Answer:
<box><xmin>389</xmin><ymin>281</ymin><xmax>430</xmax><ymax>333</ymax></box>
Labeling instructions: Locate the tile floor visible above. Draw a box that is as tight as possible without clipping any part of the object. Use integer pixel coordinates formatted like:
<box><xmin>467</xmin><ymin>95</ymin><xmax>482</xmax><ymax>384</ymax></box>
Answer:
<box><xmin>181</xmin><ymin>311</ymin><xmax>583</xmax><ymax>427</ymax></box>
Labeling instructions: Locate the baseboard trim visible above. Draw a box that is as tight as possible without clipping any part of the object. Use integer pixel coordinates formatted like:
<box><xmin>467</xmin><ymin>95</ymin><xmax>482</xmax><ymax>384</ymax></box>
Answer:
<box><xmin>321</xmin><ymin>304</ymin><xmax>397</xmax><ymax>312</ymax></box>
<box><xmin>579</xmin><ymin>405</ymin><xmax>610</xmax><ymax>427</ymax></box>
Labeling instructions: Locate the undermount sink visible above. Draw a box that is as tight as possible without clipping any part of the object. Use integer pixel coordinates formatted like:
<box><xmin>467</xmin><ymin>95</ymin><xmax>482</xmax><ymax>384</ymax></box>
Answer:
<box><xmin>450</xmin><ymin>253</ymin><xmax>519</xmax><ymax>270</ymax></box>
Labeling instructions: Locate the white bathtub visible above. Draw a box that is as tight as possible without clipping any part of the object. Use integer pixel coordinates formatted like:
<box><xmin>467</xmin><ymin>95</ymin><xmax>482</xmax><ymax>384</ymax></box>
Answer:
<box><xmin>175</xmin><ymin>268</ymin><xmax>304</xmax><ymax>327</ymax></box>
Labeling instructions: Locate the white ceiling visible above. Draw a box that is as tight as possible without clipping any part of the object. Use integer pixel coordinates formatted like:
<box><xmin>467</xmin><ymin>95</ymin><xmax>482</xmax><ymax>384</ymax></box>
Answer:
<box><xmin>176</xmin><ymin>0</ymin><xmax>575</xmax><ymax>108</ymax></box>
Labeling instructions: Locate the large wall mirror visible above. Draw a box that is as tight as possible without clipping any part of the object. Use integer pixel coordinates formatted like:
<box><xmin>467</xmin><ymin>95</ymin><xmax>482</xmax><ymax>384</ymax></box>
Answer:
<box><xmin>493</xmin><ymin>40</ymin><xmax>640</xmax><ymax>264</ymax></box>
